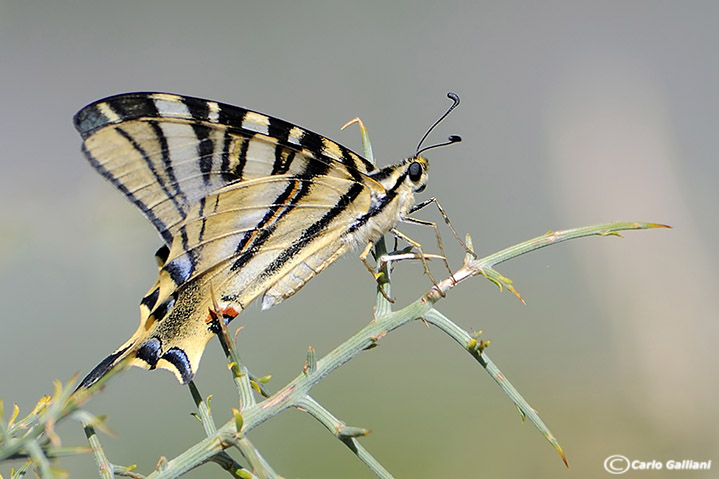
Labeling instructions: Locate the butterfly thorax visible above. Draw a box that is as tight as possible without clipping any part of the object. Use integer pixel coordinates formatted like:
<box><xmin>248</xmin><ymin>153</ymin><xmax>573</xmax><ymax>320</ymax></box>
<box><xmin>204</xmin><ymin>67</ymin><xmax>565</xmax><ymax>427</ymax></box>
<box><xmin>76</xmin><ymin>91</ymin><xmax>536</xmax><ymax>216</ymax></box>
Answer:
<box><xmin>352</xmin><ymin>155</ymin><xmax>429</xmax><ymax>243</ymax></box>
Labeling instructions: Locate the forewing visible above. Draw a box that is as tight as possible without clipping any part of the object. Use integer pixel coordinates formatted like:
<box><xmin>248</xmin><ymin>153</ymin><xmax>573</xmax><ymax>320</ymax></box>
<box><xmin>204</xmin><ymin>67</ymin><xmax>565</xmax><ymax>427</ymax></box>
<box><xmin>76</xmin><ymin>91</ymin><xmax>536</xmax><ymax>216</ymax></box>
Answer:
<box><xmin>146</xmin><ymin>171</ymin><xmax>373</xmax><ymax>316</ymax></box>
<box><xmin>75</xmin><ymin>92</ymin><xmax>377</xmax><ymax>244</ymax></box>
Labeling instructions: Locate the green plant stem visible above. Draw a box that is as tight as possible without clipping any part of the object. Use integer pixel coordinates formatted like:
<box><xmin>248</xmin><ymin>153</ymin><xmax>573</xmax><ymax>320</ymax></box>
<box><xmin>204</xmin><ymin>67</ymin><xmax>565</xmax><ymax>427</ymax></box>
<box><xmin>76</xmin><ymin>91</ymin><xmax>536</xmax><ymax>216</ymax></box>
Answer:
<box><xmin>232</xmin><ymin>436</ymin><xmax>278</xmax><ymax>479</ymax></box>
<box><xmin>0</xmin><ymin>379</ymin><xmax>78</xmax><ymax>463</ymax></box>
<box><xmin>373</xmin><ymin>237</ymin><xmax>394</xmax><ymax>317</ymax></box>
<box><xmin>3</xmin><ymin>446</ymin><xmax>92</xmax><ymax>461</ymax></box>
<box><xmin>10</xmin><ymin>459</ymin><xmax>32</xmax><ymax>478</ymax></box>
<box><xmin>423</xmin><ymin>308</ymin><xmax>567</xmax><ymax>464</ymax></box>
<box><xmin>215</xmin><ymin>313</ymin><xmax>256</xmax><ymax>409</ymax></box>
<box><xmin>188</xmin><ymin>382</ymin><xmax>254</xmax><ymax>478</ymax></box>
<box><xmin>189</xmin><ymin>382</ymin><xmax>216</xmax><ymax>436</ymax></box>
<box><xmin>208</xmin><ymin>453</ymin><xmax>256</xmax><ymax>479</ymax></box>
<box><xmin>432</xmin><ymin>222</ymin><xmax>669</xmax><ymax>300</ymax></box>
<box><xmin>24</xmin><ymin>440</ymin><xmax>53</xmax><ymax>478</ymax></box>
<box><xmin>297</xmin><ymin>396</ymin><xmax>391</xmax><ymax>479</ymax></box>
<box><xmin>1</xmin><ymin>221</ymin><xmax>665</xmax><ymax>478</ymax></box>
<box><xmin>143</xmin><ymin>427</ymin><xmax>239</xmax><ymax>479</ymax></box>
<box><xmin>140</xmin><ymin>221</ymin><xmax>665</xmax><ymax>477</ymax></box>
<box><xmin>82</xmin><ymin>421</ymin><xmax>113</xmax><ymax>479</ymax></box>
<box><xmin>115</xmin><ymin>468</ymin><xmax>147</xmax><ymax>479</ymax></box>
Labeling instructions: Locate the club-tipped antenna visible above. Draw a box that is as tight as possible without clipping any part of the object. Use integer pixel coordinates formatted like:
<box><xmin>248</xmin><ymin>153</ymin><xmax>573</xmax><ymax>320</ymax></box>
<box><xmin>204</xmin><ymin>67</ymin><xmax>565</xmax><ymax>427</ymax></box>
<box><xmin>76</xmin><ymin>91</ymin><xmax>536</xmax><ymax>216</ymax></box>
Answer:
<box><xmin>415</xmin><ymin>92</ymin><xmax>462</xmax><ymax>156</ymax></box>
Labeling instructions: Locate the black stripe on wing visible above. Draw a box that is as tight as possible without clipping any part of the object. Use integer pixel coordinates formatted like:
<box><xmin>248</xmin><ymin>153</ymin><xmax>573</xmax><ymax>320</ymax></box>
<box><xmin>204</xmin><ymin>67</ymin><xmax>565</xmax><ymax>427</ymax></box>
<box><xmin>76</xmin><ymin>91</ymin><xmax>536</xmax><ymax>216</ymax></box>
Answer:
<box><xmin>75</xmin><ymin>92</ymin><xmax>376</xmax><ymax>173</ymax></box>
<box><xmin>81</xmin><ymin>140</ymin><xmax>175</xmax><ymax>243</ymax></box>
<box><xmin>156</xmin><ymin>171</ymin><xmax>373</xmax><ymax>312</ymax></box>
<box><xmin>75</xmin><ymin>93</ymin><xmax>380</xmax><ymax>244</ymax></box>
<box><xmin>259</xmin><ymin>181</ymin><xmax>365</xmax><ymax>278</ymax></box>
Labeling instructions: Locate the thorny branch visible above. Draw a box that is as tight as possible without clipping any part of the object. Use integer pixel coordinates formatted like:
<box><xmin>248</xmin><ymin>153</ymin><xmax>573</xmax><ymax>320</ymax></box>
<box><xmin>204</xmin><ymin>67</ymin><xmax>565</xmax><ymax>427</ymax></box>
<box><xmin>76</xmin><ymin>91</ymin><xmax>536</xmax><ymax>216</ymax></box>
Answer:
<box><xmin>0</xmin><ymin>222</ymin><xmax>668</xmax><ymax>478</ymax></box>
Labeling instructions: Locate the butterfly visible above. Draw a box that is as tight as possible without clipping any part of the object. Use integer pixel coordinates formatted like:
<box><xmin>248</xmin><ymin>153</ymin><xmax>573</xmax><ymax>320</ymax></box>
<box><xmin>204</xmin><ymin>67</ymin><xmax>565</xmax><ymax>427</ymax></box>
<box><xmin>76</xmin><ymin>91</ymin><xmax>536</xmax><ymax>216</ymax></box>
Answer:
<box><xmin>74</xmin><ymin>92</ymin><xmax>460</xmax><ymax>389</ymax></box>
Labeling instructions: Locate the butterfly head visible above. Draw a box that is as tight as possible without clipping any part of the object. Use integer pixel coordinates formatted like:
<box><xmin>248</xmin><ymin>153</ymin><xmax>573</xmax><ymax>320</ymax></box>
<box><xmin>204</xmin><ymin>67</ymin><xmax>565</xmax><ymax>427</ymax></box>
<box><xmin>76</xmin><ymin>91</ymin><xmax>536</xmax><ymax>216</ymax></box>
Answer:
<box><xmin>407</xmin><ymin>155</ymin><xmax>429</xmax><ymax>193</ymax></box>
<box><xmin>370</xmin><ymin>155</ymin><xmax>430</xmax><ymax>197</ymax></box>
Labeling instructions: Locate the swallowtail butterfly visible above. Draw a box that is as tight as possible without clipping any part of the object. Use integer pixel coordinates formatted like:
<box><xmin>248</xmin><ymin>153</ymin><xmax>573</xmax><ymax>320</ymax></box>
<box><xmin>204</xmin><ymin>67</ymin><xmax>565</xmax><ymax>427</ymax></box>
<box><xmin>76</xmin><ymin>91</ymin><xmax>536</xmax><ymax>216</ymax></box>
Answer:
<box><xmin>75</xmin><ymin>92</ymin><xmax>459</xmax><ymax>388</ymax></box>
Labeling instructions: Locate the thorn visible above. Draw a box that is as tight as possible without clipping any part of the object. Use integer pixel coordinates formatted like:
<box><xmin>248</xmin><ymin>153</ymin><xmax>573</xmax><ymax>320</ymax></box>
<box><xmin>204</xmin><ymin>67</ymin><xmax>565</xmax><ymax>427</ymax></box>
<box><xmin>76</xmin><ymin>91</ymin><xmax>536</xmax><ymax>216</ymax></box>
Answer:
<box><xmin>545</xmin><ymin>432</ymin><xmax>570</xmax><ymax>468</ymax></box>
<box><xmin>464</xmin><ymin>233</ymin><xmax>475</xmax><ymax>264</ymax></box>
<box><xmin>465</xmin><ymin>234</ymin><xmax>474</xmax><ymax>251</ymax></box>
<box><xmin>371</xmin><ymin>331</ymin><xmax>387</xmax><ymax>342</ymax></box>
<box><xmin>304</xmin><ymin>346</ymin><xmax>317</xmax><ymax>375</ymax></box>
<box><xmin>337</xmin><ymin>425</ymin><xmax>372</xmax><ymax>438</ymax></box>
<box><xmin>507</xmin><ymin>284</ymin><xmax>526</xmax><ymax>304</ymax></box>
<box><xmin>8</xmin><ymin>403</ymin><xmax>19</xmax><ymax>428</ymax></box>
<box><xmin>365</xmin><ymin>331</ymin><xmax>387</xmax><ymax>350</ymax></box>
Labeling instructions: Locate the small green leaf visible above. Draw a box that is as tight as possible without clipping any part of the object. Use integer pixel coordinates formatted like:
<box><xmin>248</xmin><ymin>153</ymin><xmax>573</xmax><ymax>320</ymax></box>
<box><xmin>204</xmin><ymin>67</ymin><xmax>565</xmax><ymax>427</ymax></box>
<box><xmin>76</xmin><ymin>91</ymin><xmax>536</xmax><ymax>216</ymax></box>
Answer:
<box><xmin>232</xmin><ymin>408</ymin><xmax>244</xmax><ymax>433</ymax></box>
<box><xmin>235</xmin><ymin>468</ymin><xmax>253</xmax><ymax>479</ymax></box>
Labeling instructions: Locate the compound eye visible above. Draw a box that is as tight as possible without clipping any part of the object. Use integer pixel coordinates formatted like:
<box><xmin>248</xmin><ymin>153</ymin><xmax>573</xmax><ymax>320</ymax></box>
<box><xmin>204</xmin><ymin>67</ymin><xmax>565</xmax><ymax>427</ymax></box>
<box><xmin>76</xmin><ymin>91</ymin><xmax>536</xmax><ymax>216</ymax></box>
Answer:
<box><xmin>408</xmin><ymin>161</ymin><xmax>423</xmax><ymax>182</ymax></box>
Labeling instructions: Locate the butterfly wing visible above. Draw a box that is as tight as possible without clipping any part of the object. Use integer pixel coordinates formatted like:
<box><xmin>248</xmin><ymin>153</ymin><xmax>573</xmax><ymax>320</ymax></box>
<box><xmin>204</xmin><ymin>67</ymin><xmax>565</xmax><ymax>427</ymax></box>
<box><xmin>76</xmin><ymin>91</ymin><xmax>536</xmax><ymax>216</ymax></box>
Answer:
<box><xmin>75</xmin><ymin>92</ymin><xmax>377</xmax><ymax>244</ymax></box>
<box><xmin>133</xmin><ymin>171</ymin><xmax>393</xmax><ymax>383</ymax></box>
<box><xmin>75</xmin><ymin>92</ymin><xmax>400</xmax><ymax>386</ymax></box>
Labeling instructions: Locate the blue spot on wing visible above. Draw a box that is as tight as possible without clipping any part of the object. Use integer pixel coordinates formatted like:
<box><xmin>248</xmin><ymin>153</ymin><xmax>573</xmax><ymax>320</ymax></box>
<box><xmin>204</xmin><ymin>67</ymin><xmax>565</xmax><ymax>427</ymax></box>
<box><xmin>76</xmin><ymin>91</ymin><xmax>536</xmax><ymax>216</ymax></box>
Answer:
<box><xmin>74</xmin><ymin>106</ymin><xmax>110</xmax><ymax>138</ymax></box>
<box><xmin>136</xmin><ymin>337</ymin><xmax>162</xmax><ymax>368</ymax></box>
<box><xmin>162</xmin><ymin>347</ymin><xmax>194</xmax><ymax>384</ymax></box>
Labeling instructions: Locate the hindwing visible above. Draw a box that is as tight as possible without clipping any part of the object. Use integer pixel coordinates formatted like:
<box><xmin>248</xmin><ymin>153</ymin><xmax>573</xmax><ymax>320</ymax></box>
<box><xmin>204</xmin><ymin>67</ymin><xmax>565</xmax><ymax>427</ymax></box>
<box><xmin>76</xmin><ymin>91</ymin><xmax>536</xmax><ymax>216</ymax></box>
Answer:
<box><xmin>124</xmin><ymin>171</ymin><xmax>382</xmax><ymax>382</ymax></box>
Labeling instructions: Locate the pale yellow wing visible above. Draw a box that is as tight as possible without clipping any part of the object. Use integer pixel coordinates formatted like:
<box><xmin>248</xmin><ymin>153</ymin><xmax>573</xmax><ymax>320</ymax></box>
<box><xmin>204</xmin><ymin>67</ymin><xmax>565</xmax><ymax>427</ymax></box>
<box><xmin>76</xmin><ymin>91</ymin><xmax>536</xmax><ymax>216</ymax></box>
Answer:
<box><xmin>74</xmin><ymin>93</ymin><xmax>426</xmax><ymax>389</ymax></box>
<box><xmin>75</xmin><ymin>92</ymin><xmax>378</xmax><ymax>244</ymax></box>
<box><xmin>132</xmin><ymin>171</ymin><xmax>385</xmax><ymax>383</ymax></box>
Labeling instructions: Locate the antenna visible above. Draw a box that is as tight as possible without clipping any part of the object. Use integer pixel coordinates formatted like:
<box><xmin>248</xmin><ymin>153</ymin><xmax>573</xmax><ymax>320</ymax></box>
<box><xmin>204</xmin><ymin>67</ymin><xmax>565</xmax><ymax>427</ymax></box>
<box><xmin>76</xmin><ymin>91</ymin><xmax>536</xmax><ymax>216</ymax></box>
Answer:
<box><xmin>415</xmin><ymin>92</ymin><xmax>462</xmax><ymax>156</ymax></box>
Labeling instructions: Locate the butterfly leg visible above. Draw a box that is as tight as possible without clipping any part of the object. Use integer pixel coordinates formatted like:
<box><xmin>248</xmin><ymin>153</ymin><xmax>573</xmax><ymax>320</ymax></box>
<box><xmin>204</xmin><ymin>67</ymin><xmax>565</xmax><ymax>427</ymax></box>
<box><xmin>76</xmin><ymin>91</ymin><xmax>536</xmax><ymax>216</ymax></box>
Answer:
<box><xmin>389</xmin><ymin>227</ymin><xmax>445</xmax><ymax>296</ymax></box>
<box><xmin>404</xmin><ymin>197</ymin><xmax>477</xmax><ymax>284</ymax></box>
<box><xmin>409</xmin><ymin>197</ymin><xmax>477</xmax><ymax>260</ymax></box>
<box><xmin>399</xmin><ymin>215</ymin><xmax>455</xmax><ymax>284</ymax></box>
<box><xmin>359</xmin><ymin>241</ymin><xmax>394</xmax><ymax>303</ymax></box>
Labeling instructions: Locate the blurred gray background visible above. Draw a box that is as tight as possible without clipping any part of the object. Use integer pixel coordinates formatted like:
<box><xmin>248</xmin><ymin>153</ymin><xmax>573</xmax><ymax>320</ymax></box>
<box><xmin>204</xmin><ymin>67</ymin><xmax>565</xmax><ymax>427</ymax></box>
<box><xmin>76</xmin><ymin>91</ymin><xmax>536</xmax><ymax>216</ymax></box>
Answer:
<box><xmin>1</xmin><ymin>1</ymin><xmax>717</xmax><ymax>478</ymax></box>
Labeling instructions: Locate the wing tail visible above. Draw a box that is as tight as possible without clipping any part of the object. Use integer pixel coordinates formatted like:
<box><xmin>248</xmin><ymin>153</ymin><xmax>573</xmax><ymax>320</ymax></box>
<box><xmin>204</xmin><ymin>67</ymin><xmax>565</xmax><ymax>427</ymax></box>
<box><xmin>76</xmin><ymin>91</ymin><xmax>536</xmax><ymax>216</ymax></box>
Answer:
<box><xmin>75</xmin><ymin>341</ymin><xmax>136</xmax><ymax>391</ymax></box>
